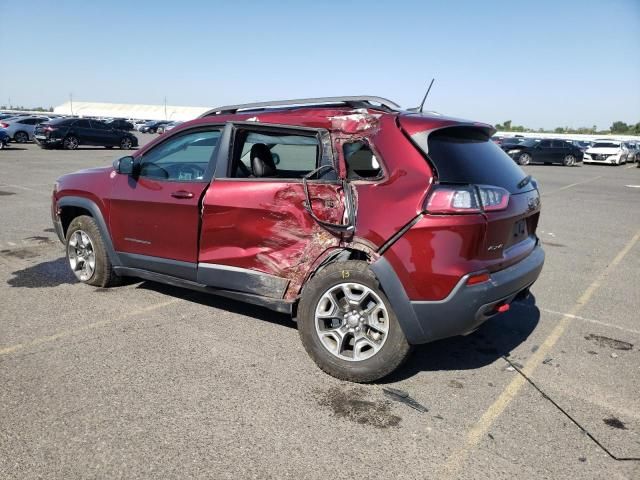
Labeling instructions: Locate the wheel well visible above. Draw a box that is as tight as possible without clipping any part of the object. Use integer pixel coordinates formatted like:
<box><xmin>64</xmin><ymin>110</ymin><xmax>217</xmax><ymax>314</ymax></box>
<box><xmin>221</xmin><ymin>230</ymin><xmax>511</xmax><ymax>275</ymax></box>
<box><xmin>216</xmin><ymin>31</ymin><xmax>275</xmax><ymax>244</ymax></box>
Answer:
<box><xmin>60</xmin><ymin>206</ymin><xmax>92</xmax><ymax>237</ymax></box>
<box><xmin>291</xmin><ymin>248</ymin><xmax>372</xmax><ymax>319</ymax></box>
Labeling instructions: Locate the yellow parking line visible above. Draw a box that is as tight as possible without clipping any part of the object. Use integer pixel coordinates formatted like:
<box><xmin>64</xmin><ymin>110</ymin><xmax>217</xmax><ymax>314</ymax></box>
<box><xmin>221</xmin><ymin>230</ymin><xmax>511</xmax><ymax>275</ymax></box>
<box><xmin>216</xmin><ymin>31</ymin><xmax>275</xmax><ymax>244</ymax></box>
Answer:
<box><xmin>543</xmin><ymin>175</ymin><xmax>603</xmax><ymax>195</ymax></box>
<box><xmin>441</xmin><ymin>229</ymin><xmax>640</xmax><ymax>477</ymax></box>
<box><xmin>539</xmin><ymin>308</ymin><xmax>640</xmax><ymax>336</ymax></box>
<box><xmin>0</xmin><ymin>299</ymin><xmax>180</xmax><ymax>357</ymax></box>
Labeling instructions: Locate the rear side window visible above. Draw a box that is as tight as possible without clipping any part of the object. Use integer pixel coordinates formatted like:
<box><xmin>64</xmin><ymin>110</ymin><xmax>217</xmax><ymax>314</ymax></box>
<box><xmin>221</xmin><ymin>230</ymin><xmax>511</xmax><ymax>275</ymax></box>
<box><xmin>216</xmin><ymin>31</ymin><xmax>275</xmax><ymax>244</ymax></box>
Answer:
<box><xmin>51</xmin><ymin>119</ymin><xmax>75</xmax><ymax>126</ymax></box>
<box><xmin>418</xmin><ymin>127</ymin><xmax>531</xmax><ymax>193</ymax></box>
<box><xmin>343</xmin><ymin>141</ymin><xmax>382</xmax><ymax>180</ymax></box>
<box><xmin>231</xmin><ymin>130</ymin><xmax>320</xmax><ymax>179</ymax></box>
<box><xmin>551</xmin><ymin>140</ymin><xmax>566</xmax><ymax>148</ymax></box>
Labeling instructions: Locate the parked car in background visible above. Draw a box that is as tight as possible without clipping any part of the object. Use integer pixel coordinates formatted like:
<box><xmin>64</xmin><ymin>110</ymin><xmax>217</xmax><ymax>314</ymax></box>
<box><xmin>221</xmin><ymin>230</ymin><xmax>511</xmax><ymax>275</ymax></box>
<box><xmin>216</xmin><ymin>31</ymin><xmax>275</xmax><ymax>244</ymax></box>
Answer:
<box><xmin>106</xmin><ymin>119</ymin><xmax>134</xmax><ymax>131</ymax></box>
<box><xmin>0</xmin><ymin>116</ymin><xmax>50</xmax><ymax>143</ymax></box>
<box><xmin>504</xmin><ymin>138</ymin><xmax>583</xmax><ymax>166</ymax></box>
<box><xmin>623</xmin><ymin>142</ymin><xmax>638</xmax><ymax>163</ymax></box>
<box><xmin>0</xmin><ymin>130</ymin><xmax>9</xmax><ymax>149</ymax></box>
<box><xmin>50</xmin><ymin>95</ymin><xmax>544</xmax><ymax>382</ymax></box>
<box><xmin>567</xmin><ymin>140</ymin><xmax>593</xmax><ymax>151</ymax></box>
<box><xmin>157</xmin><ymin>121</ymin><xmax>183</xmax><ymax>134</ymax></box>
<box><xmin>499</xmin><ymin>137</ymin><xmax>527</xmax><ymax>150</ymax></box>
<box><xmin>134</xmin><ymin>120</ymin><xmax>151</xmax><ymax>131</ymax></box>
<box><xmin>583</xmin><ymin>140</ymin><xmax>628</xmax><ymax>165</ymax></box>
<box><xmin>139</xmin><ymin>120</ymin><xmax>171</xmax><ymax>133</ymax></box>
<box><xmin>34</xmin><ymin>118</ymin><xmax>138</xmax><ymax>150</ymax></box>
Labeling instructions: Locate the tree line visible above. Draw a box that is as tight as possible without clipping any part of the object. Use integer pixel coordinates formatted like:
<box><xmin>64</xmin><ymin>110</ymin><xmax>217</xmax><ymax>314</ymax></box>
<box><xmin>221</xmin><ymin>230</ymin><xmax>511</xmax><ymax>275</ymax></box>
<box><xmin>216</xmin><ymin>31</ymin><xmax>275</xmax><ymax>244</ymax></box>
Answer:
<box><xmin>0</xmin><ymin>105</ymin><xmax>54</xmax><ymax>112</ymax></box>
<box><xmin>495</xmin><ymin>120</ymin><xmax>640</xmax><ymax>135</ymax></box>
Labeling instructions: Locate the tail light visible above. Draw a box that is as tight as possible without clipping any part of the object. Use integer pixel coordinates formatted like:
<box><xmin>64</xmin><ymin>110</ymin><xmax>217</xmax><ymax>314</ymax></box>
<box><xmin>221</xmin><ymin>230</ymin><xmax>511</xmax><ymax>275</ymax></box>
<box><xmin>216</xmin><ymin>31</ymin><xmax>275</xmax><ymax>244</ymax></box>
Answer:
<box><xmin>0</xmin><ymin>122</ymin><xmax>8</xmax><ymax>128</ymax></box>
<box><xmin>425</xmin><ymin>185</ymin><xmax>509</xmax><ymax>214</ymax></box>
<box><xmin>44</xmin><ymin>126</ymin><xmax>56</xmax><ymax>132</ymax></box>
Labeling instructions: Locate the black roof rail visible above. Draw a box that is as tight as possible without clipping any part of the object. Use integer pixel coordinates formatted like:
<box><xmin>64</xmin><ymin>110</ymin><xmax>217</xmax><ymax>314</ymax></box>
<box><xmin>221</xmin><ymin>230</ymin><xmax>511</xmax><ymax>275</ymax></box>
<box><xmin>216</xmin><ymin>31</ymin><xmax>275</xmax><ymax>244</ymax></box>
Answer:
<box><xmin>199</xmin><ymin>96</ymin><xmax>401</xmax><ymax>117</ymax></box>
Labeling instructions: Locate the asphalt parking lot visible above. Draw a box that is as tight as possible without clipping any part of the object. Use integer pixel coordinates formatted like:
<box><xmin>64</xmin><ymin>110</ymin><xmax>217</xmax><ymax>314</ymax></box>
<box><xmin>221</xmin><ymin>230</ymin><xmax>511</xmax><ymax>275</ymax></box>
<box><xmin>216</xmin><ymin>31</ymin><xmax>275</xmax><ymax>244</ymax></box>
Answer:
<box><xmin>1</xmin><ymin>137</ymin><xmax>639</xmax><ymax>479</ymax></box>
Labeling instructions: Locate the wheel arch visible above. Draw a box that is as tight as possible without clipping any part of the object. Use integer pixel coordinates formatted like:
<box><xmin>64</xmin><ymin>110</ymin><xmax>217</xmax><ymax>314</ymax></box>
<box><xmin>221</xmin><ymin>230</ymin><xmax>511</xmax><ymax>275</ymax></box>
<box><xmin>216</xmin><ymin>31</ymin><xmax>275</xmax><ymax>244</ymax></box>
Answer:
<box><xmin>291</xmin><ymin>246</ymin><xmax>373</xmax><ymax>319</ymax></box>
<box><xmin>57</xmin><ymin>196</ymin><xmax>122</xmax><ymax>266</ymax></box>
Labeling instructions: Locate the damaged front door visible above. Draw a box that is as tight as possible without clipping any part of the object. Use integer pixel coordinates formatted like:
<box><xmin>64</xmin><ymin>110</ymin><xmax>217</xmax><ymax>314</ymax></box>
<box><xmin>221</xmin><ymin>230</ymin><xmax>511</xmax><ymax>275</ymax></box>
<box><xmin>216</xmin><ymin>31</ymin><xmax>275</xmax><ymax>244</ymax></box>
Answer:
<box><xmin>197</xmin><ymin>125</ymin><xmax>351</xmax><ymax>300</ymax></box>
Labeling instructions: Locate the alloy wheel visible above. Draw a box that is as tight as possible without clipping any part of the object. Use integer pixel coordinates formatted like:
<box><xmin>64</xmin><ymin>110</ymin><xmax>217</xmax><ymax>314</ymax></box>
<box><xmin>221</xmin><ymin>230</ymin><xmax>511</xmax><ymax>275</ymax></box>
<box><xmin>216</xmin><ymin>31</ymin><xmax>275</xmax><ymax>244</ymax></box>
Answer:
<box><xmin>519</xmin><ymin>153</ymin><xmax>531</xmax><ymax>165</ymax></box>
<box><xmin>563</xmin><ymin>155</ymin><xmax>576</xmax><ymax>166</ymax></box>
<box><xmin>64</xmin><ymin>136</ymin><xmax>79</xmax><ymax>150</ymax></box>
<box><xmin>314</xmin><ymin>282</ymin><xmax>390</xmax><ymax>361</ymax></box>
<box><xmin>67</xmin><ymin>230</ymin><xmax>96</xmax><ymax>281</ymax></box>
<box><xmin>14</xmin><ymin>132</ymin><xmax>28</xmax><ymax>143</ymax></box>
<box><xmin>120</xmin><ymin>137</ymin><xmax>132</xmax><ymax>149</ymax></box>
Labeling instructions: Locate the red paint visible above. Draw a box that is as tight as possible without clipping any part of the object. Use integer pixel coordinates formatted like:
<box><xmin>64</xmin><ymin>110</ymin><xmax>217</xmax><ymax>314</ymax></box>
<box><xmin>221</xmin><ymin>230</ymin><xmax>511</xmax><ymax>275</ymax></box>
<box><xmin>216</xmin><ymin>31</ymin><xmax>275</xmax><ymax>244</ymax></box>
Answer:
<box><xmin>109</xmin><ymin>175</ymin><xmax>208</xmax><ymax>262</ymax></box>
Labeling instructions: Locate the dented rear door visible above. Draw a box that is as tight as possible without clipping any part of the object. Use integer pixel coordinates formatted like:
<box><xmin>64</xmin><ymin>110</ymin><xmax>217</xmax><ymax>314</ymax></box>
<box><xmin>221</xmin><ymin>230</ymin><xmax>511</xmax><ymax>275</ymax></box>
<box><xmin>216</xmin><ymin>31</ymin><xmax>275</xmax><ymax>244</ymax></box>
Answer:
<box><xmin>197</xmin><ymin>125</ymin><xmax>346</xmax><ymax>300</ymax></box>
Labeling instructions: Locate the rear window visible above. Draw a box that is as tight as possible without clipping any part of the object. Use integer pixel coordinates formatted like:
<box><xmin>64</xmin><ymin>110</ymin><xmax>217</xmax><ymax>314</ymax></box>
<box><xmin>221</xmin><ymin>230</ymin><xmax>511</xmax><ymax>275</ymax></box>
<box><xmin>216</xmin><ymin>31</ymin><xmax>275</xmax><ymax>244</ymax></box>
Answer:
<box><xmin>592</xmin><ymin>142</ymin><xmax>620</xmax><ymax>148</ymax></box>
<box><xmin>417</xmin><ymin>127</ymin><xmax>531</xmax><ymax>193</ymax></box>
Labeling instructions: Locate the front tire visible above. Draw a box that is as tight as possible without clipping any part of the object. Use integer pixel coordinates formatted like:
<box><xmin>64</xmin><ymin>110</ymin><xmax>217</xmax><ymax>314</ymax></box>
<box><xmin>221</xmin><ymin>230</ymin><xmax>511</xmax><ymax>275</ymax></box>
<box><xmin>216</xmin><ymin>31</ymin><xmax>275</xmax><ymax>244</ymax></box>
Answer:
<box><xmin>297</xmin><ymin>260</ymin><xmax>411</xmax><ymax>383</ymax></box>
<box><xmin>66</xmin><ymin>215</ymin><xmax>120</xmax><ymax>287</ymax></box>
<box><xmin>518</xmin><ymin>153</ymin><xmax>532</xmax><ymax>166</ymax></box>
<box><xmin>562</xmin><ymin>154</ymin><xmax>576</xmax><ymax>166</ymax></box>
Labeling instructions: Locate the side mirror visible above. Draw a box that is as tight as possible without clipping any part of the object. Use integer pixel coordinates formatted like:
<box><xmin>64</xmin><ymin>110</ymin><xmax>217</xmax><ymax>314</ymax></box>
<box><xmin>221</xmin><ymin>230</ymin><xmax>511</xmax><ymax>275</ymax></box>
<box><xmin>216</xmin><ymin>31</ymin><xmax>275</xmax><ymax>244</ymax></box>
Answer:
<box><xmin>113</xmin><ymin>156</ymin><xmax>135</xmax><ymax>175</ymax></box>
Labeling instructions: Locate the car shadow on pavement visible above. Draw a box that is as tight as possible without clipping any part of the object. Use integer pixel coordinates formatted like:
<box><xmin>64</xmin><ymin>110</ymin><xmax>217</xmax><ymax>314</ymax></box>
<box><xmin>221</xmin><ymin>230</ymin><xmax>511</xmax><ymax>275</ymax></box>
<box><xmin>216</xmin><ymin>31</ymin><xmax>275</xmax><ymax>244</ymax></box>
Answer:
<box><xmin>137</xmin><ymin>282</ymin><xmax>295</xmax><ymax>330</ymax></box>
<box><xmin>384</xmin><ymin>295</ymin><xmax>541</xmax><ymax>382</ymax></box>
<box><xmin>6</xmin><ymin>257</ymin><xmax>78</xmax><ymax>288</ymax></box>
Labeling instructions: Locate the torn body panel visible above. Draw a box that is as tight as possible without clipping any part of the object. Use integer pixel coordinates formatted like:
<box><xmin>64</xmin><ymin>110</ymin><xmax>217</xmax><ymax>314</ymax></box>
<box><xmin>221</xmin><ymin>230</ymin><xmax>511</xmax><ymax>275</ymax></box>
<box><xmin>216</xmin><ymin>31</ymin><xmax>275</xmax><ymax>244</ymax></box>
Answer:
<box><xmin>199</xmin><ymin>179</ymin><xmax>344</xmax><ymax>300</ymax></box>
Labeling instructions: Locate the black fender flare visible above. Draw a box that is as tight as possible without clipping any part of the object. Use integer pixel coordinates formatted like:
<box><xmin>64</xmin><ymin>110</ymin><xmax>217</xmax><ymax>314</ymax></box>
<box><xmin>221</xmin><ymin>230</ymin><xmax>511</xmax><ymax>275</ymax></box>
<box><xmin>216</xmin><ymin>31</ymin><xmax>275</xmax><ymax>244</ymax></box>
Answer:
<box><xmin>370</xmin><ymin>256</ymin><xmax>427</xmax><ymax>344</ymax></box>
<box><xmin>57</xmin><ymin>196</ymin><xmax>122</xmax><ymax>266</ymax></box>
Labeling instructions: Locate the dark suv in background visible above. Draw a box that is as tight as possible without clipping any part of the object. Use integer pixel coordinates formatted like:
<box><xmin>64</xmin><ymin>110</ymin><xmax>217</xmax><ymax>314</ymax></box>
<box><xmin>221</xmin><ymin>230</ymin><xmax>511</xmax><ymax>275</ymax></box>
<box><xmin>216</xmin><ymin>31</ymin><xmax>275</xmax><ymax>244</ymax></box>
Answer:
<box><xmin>34</xmin><ymin>118</ymin><xmax>138</xmax><ymax>150</ymax></box>
<box><xmin>503</xmin><ymin>138</ymin><xmax>583</xmax><ymax>166</ymax></box>
<box><xmin>51</xmin><ymin>96</ymin><xmax>544</xmax><ymax>382</ymax></box>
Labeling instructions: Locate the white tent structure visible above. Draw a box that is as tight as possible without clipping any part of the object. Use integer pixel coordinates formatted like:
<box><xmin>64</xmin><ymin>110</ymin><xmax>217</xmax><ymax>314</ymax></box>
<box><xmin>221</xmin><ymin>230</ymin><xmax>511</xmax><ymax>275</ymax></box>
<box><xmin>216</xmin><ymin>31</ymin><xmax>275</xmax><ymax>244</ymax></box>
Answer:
<box><xmin>53</xmin><ymin>101</ymin><xmax>209</xmax><ymax>121</ymax></box>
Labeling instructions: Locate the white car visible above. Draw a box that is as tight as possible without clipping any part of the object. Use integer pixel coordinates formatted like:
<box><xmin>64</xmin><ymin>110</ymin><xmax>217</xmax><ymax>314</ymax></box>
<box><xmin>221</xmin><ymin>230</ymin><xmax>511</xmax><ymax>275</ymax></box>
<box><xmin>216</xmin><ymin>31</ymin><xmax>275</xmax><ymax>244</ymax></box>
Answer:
<box><xmin>583</xmin><ymin>140</ymin><xmax>629</xmax><ymax>165</ymax></box>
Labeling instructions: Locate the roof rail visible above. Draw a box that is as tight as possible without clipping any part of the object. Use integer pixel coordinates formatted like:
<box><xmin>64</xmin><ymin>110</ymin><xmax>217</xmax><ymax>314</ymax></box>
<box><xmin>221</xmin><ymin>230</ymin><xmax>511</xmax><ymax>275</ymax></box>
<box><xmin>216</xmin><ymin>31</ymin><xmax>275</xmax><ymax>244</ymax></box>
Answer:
<box><xmin>199</xmin><ymin>96</ymin><xmax>401</xmax><ymax>117</ymax></box>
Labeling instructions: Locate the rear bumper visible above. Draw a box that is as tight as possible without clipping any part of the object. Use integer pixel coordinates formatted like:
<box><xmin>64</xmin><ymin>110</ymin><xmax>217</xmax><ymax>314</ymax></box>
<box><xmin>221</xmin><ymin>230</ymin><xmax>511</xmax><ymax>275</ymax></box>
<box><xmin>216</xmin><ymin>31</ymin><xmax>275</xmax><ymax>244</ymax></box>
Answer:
<box><xmin>34</xmin><ymin>136</ymin><xmax>63</xmax><ymax>147</ymax></box>
<box><xmin>372</xmin><ymin>246</ymin><xmax>545</xmax><ymax>344</ymax></box>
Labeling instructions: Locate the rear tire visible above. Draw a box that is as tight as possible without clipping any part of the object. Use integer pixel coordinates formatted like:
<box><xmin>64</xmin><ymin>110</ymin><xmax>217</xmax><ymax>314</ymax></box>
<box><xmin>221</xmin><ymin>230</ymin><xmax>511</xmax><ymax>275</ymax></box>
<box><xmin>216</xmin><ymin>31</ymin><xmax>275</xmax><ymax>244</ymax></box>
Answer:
<box><xmin>14</xmin><ymin>131</ymin><xmax>29</xmax><ymax>143</ymax></box>
<box><xmin>120</xmin><ymin>137</ymin><xmax>133</xmax><ymax>149</ymax></box>
<box><xmin>297</xmin><ymin>260</ymin><xmax>411</xmax><ymax>383</ymax></box>
<box><xmin>63</xmin><ymin>135</ymin><xmax>79</xmax><ymax>150</ymax></box>
<box><xmin>66</xmin><ymin>216</ymin><xmax>120</xmax><ymax>287</ymax></box>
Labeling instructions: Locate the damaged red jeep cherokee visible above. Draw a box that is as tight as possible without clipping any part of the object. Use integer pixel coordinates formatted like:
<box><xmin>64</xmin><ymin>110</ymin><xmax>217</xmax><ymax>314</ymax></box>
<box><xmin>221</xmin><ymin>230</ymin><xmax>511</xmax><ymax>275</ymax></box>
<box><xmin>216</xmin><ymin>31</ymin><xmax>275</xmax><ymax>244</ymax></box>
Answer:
<box><xmin>51</xmin><ymin>96</ymin><xmax>544</xmax><ymax>382</ymax></box>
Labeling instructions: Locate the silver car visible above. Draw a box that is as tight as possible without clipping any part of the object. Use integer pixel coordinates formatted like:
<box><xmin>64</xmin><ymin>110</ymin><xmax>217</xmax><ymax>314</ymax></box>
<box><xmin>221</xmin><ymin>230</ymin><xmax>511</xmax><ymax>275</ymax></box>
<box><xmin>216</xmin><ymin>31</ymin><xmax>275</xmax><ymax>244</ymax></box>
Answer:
<box><xmin>0</xmin><ymin>116</ymin><xmax>50</xmax><ymax>143</ymax></box>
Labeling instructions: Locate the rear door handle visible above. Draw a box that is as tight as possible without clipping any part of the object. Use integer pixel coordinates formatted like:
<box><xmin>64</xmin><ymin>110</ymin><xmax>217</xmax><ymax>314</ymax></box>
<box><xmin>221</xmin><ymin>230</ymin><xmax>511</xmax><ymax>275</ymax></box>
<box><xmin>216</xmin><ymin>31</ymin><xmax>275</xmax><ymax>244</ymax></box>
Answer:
<box><xmin>171</xmin><ymin>190</ymin><xmax>194</xmax><ymax>199</ymax></box>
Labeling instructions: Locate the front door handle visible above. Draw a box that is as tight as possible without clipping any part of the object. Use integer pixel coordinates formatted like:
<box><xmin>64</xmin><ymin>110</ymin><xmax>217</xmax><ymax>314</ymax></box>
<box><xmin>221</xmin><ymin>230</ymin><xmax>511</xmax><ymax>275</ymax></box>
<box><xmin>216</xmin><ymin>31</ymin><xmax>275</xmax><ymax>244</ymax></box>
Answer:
<box><xmin>171</xmin><ymin>190</ymin><xmax>194</xmax><ymax>199</ymax></box>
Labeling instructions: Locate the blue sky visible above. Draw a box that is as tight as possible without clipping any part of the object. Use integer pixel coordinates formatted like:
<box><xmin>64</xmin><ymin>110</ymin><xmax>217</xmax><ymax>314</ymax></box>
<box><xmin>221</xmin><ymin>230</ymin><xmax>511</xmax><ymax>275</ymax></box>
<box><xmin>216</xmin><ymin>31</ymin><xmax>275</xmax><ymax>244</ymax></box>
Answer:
<box><xmin>1</xmin><ymin>0</ymin><xmax>639</xmax><ymax>129</ymax></box>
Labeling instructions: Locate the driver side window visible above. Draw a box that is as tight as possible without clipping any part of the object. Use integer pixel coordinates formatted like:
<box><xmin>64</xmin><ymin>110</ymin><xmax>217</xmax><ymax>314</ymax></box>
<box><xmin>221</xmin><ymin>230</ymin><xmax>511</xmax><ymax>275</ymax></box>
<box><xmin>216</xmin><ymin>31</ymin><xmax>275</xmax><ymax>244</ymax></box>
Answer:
<box><xmin>139</xmin><ymin>129</ymin><xmax>222</xmax><ymax>181</ymax></box>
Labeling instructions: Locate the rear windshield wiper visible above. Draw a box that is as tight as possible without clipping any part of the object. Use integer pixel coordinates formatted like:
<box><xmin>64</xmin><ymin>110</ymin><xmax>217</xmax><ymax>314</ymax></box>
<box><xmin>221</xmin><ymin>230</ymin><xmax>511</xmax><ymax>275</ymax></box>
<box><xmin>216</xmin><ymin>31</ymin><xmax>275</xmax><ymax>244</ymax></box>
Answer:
<box><xmin>517</xmin><ymin>175</ymin><xmax>532</xmax><ymax>189</ymax></box>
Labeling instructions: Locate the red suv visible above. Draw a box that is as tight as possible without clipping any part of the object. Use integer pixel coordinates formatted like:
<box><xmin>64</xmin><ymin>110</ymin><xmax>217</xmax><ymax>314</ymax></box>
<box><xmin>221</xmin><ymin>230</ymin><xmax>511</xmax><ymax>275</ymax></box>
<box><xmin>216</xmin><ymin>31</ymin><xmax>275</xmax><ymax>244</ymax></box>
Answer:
<box><xmin>51</xmin><ymin>96</ymin><xmax>544</xmax><ymax>382</ymax></box>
